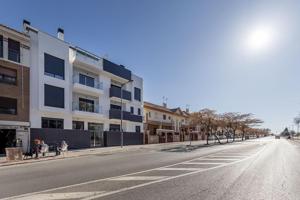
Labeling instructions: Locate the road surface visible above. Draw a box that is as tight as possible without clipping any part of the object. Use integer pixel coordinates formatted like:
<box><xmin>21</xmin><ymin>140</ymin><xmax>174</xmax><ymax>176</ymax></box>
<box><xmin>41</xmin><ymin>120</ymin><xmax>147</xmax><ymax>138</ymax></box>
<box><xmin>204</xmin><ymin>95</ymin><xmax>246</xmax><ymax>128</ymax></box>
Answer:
<box><xmin>1</xmin><ymin>137</ymin><xmax>300</xmax><ymax>200</ymax></box>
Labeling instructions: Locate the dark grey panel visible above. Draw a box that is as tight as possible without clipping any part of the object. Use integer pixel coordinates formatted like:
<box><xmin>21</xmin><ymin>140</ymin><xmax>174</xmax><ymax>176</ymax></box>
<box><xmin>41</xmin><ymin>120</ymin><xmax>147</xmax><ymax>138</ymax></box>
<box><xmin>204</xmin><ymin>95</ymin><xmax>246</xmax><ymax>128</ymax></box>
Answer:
<box><xmin>103</xmin><ymin>59</ymin><xmax>131</xmax><ymax>80</ymax></box>
<box><xmin>109</xmin><ymin>87</ymin><xmax>131</xmax><ymax>101</ymax></box>
<box><xmin>30</xmin><ymin>128</ymin><xmax>91</xmax><ymax>149</ymax></box>
<box><xmin>104</xmin><ymin>131</ymin><xmax>143</xmax><ymax>147</ymax></box>
<box><xmin>109</xmin><ymin>109</ymin><xmax>143</xmax><ymax>123</ymax></box>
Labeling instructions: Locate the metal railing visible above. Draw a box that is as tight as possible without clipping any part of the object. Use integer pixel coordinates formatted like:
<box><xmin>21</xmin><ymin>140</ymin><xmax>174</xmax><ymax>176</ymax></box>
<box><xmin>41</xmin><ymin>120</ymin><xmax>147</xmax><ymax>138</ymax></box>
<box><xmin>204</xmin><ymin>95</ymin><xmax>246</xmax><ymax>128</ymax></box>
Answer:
<box><xmin>73</xmin><ymin>75</ymin><xmax>103</xmax><ymax>90</ymax></box>
<box><xmin>72</xmin><ymin>102</ymin><xmax>103</xmax><ymax>114</ymax></box>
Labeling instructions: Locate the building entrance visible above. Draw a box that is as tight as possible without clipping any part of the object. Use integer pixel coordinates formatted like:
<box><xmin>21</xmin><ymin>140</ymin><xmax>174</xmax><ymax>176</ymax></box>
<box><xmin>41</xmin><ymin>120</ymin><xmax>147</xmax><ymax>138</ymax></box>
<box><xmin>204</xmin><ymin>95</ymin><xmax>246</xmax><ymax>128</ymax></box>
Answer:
<box><xmin>0</xmin><ymin>129</ymin><xmax>16</xmax><ymax>154</ymax></box>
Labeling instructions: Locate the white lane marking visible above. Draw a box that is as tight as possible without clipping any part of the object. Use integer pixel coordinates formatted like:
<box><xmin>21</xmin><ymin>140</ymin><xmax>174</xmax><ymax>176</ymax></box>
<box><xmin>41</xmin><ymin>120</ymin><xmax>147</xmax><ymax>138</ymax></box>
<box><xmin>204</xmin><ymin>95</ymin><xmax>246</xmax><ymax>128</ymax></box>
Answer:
<box><xmin>183</xmin><ymin>162</ymin><xmax>224</xmax><ymax>165</ymax></box>
<box><xmin>198</xmin><ymin>158</ymin><xmax>239</xmax><ymax>161</ymax></box>
<box><xmin>1</xmin><ymin>146</ymin><xmax>265</xmax><ymax>200</ymax></box>
<box><xmin>10</xmin><ymin>192</ymin><xmax>105</xmax><ymax>200</ymax></box>
<box><xmin>108</xmin><ymin>176</ymin><xmax>168</xmax><ymax>181</ymax></box>
<box><xmin>82</xmin><ymin>146</ymin><xmax>266</xmax><ymax>200</ymax></box>
<box><xmin>157</xmin><ymin>167</ymin><xmax>204</xmax><ymax>171</ymax></box>
<box><xmin>206</xmin><ymin>155</ymin><xmax>246</xmax><ymax>158</ymax></box>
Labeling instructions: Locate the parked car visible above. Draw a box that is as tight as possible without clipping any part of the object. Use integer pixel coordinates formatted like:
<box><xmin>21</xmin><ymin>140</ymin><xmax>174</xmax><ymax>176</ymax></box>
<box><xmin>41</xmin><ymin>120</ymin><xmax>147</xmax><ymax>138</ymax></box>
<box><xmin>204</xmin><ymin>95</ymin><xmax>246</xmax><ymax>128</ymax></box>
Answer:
<box><xmin>275</xmin><ymin>135</ymin><xmax>280</xmax><ymax>139</ymax></box>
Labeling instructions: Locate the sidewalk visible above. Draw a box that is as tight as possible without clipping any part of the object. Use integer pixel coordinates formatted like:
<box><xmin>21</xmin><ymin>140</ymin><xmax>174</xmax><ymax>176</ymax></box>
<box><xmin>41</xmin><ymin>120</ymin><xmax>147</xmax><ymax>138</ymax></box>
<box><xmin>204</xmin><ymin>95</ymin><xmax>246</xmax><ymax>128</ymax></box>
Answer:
<box><xmin>0</xmin><ymin>140</ymin><xmax>208</xmax><ymax>167</ymax></box>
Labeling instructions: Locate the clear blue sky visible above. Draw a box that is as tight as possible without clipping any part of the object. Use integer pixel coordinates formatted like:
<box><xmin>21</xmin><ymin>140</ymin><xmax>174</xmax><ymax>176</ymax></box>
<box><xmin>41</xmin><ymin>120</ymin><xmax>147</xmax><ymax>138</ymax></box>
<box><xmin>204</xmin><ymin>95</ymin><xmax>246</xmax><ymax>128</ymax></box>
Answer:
<box><xmin>2</xmin><ymin>0</ymin><xmax>300</xmax><ymax>133</ymax></box>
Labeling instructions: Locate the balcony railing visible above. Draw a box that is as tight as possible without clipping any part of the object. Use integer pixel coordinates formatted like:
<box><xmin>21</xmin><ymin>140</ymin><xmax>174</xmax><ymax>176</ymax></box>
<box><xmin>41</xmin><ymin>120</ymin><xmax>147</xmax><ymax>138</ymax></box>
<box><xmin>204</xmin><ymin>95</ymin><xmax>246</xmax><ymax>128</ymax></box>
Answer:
<box><xmin>72</xmin><ymin>102</ymin><xmax>102</xmax><ymax>114</ymax></box>
<box><xmin>8</xmin><ymin>48</ymin><xmax>20</xmax><ymax>63</ymax></box>
<box><xmin>110</xmin><ymin>87</ymin><xmax>131</xmax><ymax>101</ymax></box>
<box><xmin>73</xmin><ymin>75</ymin><xmax>103</xmax><ymax>90</ymax></box>
<box><xmin>74</xmin><ymin>49</ymin><xmax>100</xmax><ymax>69</ymax></box>
<box><xmin>109</xmin><ymin>109</ymin><xmax>143</xmax><ymax>122</ymax></box>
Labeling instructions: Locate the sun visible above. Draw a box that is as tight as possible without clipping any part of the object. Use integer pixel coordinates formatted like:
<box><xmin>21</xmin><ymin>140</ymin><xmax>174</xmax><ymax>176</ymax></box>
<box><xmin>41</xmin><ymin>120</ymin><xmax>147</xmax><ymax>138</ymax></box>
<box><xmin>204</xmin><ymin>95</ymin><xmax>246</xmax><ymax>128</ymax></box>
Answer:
<box><xmin>245</xmin><ymin>25</ymin><xmax>275</xmax><ymax>52</ymax></box>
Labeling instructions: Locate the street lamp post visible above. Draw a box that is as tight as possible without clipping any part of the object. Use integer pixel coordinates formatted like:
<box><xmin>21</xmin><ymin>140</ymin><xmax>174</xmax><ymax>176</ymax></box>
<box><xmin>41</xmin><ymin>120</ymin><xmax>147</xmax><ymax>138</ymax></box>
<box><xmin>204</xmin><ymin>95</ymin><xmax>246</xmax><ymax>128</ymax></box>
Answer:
<box><xmin>120</xmin><ymin>79</ymin><xmax>133</xmax><ymax>148</ymax></box>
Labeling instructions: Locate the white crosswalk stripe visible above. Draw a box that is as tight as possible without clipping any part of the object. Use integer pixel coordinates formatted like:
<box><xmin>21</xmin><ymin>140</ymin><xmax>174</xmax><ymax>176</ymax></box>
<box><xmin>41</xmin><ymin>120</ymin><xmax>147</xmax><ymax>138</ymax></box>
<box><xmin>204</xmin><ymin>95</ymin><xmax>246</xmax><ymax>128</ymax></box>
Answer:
<box><xmin>10</xmin><ymin>192</ymin><xmax>106</xmax><ymax>200</ymax></box>
<box><xmin>108</xmin><ymin>176</ymin><xmax>168</xmax><ymax>181</ymax></box>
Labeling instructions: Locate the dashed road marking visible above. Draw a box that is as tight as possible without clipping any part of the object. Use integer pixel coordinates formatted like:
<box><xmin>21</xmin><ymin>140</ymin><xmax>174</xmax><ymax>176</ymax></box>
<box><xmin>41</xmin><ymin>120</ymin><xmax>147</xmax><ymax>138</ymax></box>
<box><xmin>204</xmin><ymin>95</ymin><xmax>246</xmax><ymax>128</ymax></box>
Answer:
<box><xmin>108</xmin><ymin>176</ymin><xmax>168</xmax><ymax>181</ymax></box>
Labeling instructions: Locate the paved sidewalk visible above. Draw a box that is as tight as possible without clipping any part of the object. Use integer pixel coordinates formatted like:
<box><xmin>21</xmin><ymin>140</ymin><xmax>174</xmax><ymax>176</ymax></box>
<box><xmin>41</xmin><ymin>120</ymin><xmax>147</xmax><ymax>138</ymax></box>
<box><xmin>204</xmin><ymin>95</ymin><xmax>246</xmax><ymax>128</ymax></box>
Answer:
<box><xmin>0</xmin><ymin>140</ymin><xmax>209</xmax><ymax>167</ymax></box>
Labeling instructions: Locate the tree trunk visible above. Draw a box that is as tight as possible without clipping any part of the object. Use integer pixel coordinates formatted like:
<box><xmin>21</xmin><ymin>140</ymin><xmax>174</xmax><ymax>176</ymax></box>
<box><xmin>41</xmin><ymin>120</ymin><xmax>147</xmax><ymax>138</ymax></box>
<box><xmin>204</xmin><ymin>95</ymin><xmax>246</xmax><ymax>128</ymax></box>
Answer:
<box><xmin>233</xmin><ymin>130</ymin><xmax>236</xmax><ymax>142</ymax></box>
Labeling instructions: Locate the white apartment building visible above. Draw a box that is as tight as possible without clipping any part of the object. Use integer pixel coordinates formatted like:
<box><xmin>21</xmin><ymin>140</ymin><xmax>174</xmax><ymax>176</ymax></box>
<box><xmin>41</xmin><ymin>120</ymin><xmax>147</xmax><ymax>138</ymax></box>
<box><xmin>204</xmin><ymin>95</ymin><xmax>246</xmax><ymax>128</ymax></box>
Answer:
<box><xmin>23</xmin><ymin>21</ymin><xmax>143</xmax><ymax>147</ymax></box>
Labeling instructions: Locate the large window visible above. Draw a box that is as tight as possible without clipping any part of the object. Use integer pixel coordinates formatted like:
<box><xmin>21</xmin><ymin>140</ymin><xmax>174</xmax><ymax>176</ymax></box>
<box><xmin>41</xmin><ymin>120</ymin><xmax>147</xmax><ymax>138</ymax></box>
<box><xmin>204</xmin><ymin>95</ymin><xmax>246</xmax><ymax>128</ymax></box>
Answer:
<box><xmin>44</xmin><ymin>84</ymin><xmax>64</xmax><ymax>108</ymax></box>
<box><xmin>134</xmin><ymin>87</ymin><xmax>141</xmax><ymax>101</ymax></box>
<box><xmin>0</xmin><ymin>66</ymin><xmax>17</xmax><ymax>85</ymax></box>
<box><xmin>44</xmin><ymin>53</ymin><xmax>65</xmax><ymax>80</ymax></box>
<box><xmin>0</xmin><ymin>97</ymin><xmax>17</xmax><ymax>115</ymax></box>
<box><xmin>73</xmin><ymin>121</ymin><xmax>84</xmax><ymax>130</ymax></box>
<box><xmin>8</xmin><ymin>38</ymin><xmax>20</xmax><ymax>63</ymax></box>
<box><xmin>138</xmin><ymin>108</ymin><xmax>141</xmax><ymax>115</ymax></box>
<box><xmin>42</xmin><ymin>117</ymin><xmax>64</xmax><ymax>129</ymax></box>
<box><xmin>135</xmin><ymin>126</ymin><xmax>141</xmax><ymax>133</ymax></box>
<box><xmin>79</xmin><ymin>98</ymin><xmax>94</xmax><ymax>112</ymax></box>
<box><xmin>79</xmin><ymin>74</ymin><xmax>94</xmax><ymax>88</ymax></box>
<box><xmin>0</xmin><ymin>35</ymin><xmax>3</xmax><ymax>58</ymax></box>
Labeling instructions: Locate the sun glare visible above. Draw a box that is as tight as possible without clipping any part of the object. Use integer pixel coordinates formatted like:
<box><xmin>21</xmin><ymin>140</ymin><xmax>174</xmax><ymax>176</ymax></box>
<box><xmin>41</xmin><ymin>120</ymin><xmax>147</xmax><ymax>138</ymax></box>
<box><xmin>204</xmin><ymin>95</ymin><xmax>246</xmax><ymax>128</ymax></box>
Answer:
<box><xmin>245</xmin><ymin>25</ymin><xmax>275</xmax><ymax>53</ymax></box>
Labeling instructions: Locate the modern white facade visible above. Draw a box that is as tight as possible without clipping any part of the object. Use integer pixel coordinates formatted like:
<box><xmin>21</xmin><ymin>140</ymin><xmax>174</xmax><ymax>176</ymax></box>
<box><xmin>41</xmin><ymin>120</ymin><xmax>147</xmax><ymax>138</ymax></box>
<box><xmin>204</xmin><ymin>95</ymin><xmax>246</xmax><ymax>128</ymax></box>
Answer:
<box><xmin>24</xmin><ymin>22</ymin><xmax>143</xmax><ymax>147</ymax></box>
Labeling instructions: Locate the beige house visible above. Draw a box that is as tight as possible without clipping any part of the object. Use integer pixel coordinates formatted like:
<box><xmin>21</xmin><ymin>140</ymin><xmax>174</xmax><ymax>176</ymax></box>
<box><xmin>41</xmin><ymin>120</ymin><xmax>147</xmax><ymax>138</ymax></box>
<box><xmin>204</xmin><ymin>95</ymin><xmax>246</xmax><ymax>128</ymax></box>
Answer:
<box><xmin>143</xmin><ymin>101</ymin><xmax>190</xmax><ymax>144</ymax></box>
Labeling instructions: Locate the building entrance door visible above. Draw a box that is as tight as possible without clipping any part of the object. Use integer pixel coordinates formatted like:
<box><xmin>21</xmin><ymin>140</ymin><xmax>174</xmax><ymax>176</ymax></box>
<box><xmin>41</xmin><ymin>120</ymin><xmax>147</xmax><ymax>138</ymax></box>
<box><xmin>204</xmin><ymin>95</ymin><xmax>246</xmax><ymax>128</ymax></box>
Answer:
<box><xmin>88</xmin><ymin>123</ymin><xmax>104</xmax><ymax>147</ymax></box>
<box><xmin>0</xmin><ymin>129</ymin><xmax>16</xmax><ymax>154</ymax></box>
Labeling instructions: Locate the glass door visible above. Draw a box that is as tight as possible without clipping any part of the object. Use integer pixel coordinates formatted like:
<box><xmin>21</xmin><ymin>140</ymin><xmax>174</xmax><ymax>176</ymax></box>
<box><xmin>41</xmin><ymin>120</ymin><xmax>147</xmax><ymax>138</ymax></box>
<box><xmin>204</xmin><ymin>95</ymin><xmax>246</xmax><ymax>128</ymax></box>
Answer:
<box><xmin>88</xmin><ymin>123</ymin><xmax>104</xmax><ymax>147</ymax></box>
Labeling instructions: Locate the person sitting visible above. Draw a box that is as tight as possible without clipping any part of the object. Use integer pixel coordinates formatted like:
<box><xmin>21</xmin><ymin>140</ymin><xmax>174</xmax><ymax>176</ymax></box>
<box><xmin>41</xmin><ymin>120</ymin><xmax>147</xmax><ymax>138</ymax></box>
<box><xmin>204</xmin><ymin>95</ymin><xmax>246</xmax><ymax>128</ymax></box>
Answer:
<box><xmin>40</xmin><ymin>140</ymin><xmax>49</xmax><ymax>157</ymax></box>
<box><xmin>58</xmin><ymin>140</ymin><xmax>68</xmax><ymax>157</ymax></box>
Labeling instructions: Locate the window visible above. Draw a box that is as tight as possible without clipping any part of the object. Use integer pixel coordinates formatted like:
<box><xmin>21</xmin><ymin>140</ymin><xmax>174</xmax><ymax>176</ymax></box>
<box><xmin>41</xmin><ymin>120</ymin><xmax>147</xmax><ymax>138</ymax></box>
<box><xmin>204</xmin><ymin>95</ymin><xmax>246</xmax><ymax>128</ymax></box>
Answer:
<box><xmin>130</xmin><ymin>106</ymin><xmax>134</xmax><ymax>114</ymax></box>
<box><xmin>79</xmin><ymin>74</ymin><xmax>94</xmax><ymax>88</ymax></box>
<box><xmin>79</xmin><ymin>98</ymin><xmax>94</xmax><ymax>112</ymax></box>
<box><xmin>42</xmin><ymin>117</ymin><xmax>64</xmax><ymax>129</ymax></box>
<box><xmin>73</xmin><ymin>121</ymin><xmax>84</xmax><ymax>130</ymax></box>
<box><xmin>110</xmin><ymin>124</ymin><xmax>120</xmax><ymax>131</ymax></box>
<box><xmin>135</xmin><ymin>126</ymin><xmax>141</xmax><ymax>133</ymax></box>
<box><xmin>8</xmin><ymin>38</ymin><xmax>20</xmax><ymax>63</ymax></box>
<box><xmin>0</xmin><ymin>66</ymin><xmax>17</xmax><ymax>85</ymax></box>
<box><xmin>44</xmin><ymin>53</ymin><xmax>65</xmax><ymax>80</ymax></box>
<box><xmin>110</xmin><ymin>104</ymin><xmax>121</xmax><ymax>110</ymax></box>
<box><xmin>0</xmin><ymin>35</ymin><xmax>3</xmax><ymax>58</ymax></box>
<box><xmin>163</xmin><ymin>114</ymin><xmax>166</xmax><ymax>120</ymax></box>
<box><xmin>0</xmin><ymin>97</ymin><xmax>17</xmax><ymax>115</ymax></box>
<box><xmin>44</xmin><ymin>84</ymin><xmax>64</xmax><ymax>108</ymax></box>
<box><xmin>134</xmin><ymin>87</ymin><xmax>141</xmax><ymax>101</ymax></box>
<box><xmin>138</xmin><ymin>108</ymin><xmax>141</xmax><ymax>115</ymax></box>
<box><xmin>148</xmin><ymin>112</ymin><xmax>151</xmax><ymax>118</ymax></box>
<box><xmin>168</xmin><ymin>116</ymin><xmax>171</xmax><ymax>120</ymax></box>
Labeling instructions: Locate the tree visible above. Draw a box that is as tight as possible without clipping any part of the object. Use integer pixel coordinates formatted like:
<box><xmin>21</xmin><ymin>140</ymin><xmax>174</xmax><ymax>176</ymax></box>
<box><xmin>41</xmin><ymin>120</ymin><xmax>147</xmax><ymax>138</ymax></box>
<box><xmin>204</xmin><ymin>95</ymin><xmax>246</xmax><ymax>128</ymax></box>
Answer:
<box><xmin>238</xmin><ymin>114</ymin><xmax>263</xmax><ymax>140</ymax></box>
<box><xmin>294</xmin><ymin>116</ymin><xmax>300</xmax><ymax>134</ymax></box>
<box><xmin>190</xmin><ymin>109</ymin><xmax>218</xmax><ymax>145</ymax></box>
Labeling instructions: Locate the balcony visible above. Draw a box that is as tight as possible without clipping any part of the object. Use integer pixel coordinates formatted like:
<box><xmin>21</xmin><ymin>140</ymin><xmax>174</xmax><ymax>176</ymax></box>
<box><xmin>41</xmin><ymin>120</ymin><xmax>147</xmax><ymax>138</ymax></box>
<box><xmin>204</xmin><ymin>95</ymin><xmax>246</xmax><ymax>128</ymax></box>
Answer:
<box><xmin>73</xmin><ymin>48</ymin><xmax>102</xmax><ymax>72</ymax></box>
<box><xmin>110</xmin><ymin>87</ymin><xmax>131</xmax><ymax>101</ymax></box>
<box><xmin>72</xmin><ymin>102</ymin><xmax>104</xmax><ymax>119</ymax></box>
<box><xmin>73</xmin><ymin>75</ymin><xmax>103</xmax><ymax>97</ymax></box>
<box><xmin>109</xmin><ymin>109</ymin><xmax>143</xmax><ymax>123</ymax></box>
<box><xmin>103</xmin><ymin>59</ymin><xmax>131</xmax><ymax>81</ymax></box>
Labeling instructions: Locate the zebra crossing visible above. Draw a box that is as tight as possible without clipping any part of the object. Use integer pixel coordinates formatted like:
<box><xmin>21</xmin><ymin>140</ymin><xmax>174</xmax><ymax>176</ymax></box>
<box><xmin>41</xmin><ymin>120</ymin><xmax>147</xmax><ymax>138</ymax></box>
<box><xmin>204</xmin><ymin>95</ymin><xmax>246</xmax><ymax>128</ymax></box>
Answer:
<box><xmin>2</xmin><ymin>144</ymin><xmax>265</xmax><ymax>200</ymax></box>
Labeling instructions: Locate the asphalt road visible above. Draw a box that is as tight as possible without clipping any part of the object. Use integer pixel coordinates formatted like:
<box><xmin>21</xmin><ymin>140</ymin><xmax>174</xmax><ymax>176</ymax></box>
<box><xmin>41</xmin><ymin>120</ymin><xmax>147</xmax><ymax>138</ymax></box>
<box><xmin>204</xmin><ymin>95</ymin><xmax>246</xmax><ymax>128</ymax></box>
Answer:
<box><xmin>1</xmin><ymin>137</ymin><xmax>300</xmax><ymax>200</ymax></box>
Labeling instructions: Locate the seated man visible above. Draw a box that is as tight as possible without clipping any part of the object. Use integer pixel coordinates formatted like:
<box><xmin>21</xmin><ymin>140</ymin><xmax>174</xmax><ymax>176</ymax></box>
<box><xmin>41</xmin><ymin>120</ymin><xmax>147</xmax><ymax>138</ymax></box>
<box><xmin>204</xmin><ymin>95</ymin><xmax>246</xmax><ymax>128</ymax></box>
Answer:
<box><xmin>40</xmin><ymin>140</ymin><xmax>49</xmax><ymax>157</ymax></box>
